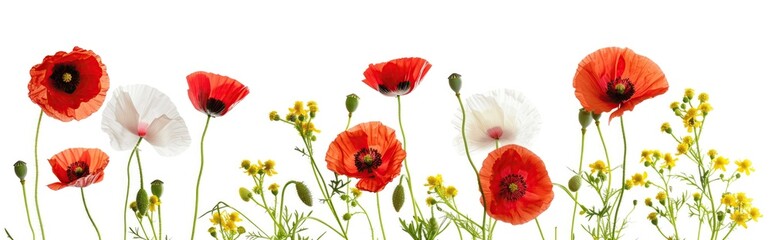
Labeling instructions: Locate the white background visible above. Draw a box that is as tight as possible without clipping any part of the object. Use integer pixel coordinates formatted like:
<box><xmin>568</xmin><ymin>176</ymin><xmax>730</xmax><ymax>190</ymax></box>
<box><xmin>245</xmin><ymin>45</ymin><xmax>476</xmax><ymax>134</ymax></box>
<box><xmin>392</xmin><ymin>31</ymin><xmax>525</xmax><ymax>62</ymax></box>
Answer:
<box><xmin>1</xmin><ymin>1</ymin><xmax>769</xmax><ymax>239</ymax></box>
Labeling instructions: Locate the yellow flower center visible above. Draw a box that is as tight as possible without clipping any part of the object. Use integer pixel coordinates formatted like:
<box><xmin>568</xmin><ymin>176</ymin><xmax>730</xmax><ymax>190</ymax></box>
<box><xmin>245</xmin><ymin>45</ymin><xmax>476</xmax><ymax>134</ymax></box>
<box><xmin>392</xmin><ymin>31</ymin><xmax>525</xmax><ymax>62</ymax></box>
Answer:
<box><xmin>363</xmin><ymin>155</ymin><xmax>373</xmax><ymax>164</ymax></box>
<box><xmin>74</xmin><ymin>167</ymin><xmax>84</xmax><ymax>175</ymax></box>
<box><xmin>62</xmin><ymin>72</ymin><xmax>73</xmax><ymax>83</ymax></box>
<box><xmin>508</xmin><ymin>183</ymin><xmax>518</xmax><ymax>193</ymax></box>
<box><xmin>615</xmin><ymin>83</ymin><xmax>626</xmax><ymax>94</ymax></box>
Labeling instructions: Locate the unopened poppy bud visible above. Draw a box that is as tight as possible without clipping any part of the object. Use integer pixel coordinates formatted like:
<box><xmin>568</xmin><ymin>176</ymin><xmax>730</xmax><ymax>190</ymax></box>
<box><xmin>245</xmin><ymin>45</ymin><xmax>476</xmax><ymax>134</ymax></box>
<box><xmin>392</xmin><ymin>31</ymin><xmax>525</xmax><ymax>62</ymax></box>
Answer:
<box><xmin>578</xmin><ymin>108</ymin><xmax>593</xmax><ymax>129</ymax></box>
<box><xmin>237</xmin><ymin>226</ymin><xmax>246</xmax><ymax>234</ymax></box>
<box><xmin>136</xmin><ymin>189</ymin><xmax>149</xmax><ymax>216</ymax></box>
<box><xmin>346</xmin><ymin>94</ymin><xmax>359</xmax><ymax>114</ymax></box>
<box><xmin>392</xmin><ymin>184</ymin><xmax>405</xmax><ymax>212</ymax></box>
<box><xmin>208</xmin><ymin>227</ymin><xmax>217</xmax><ymax>237</ymax></box>
<box><xmin>14</xmin><ymin>160</ymin><xmax>27</xmax><ymax>182</ymax></box>
<box><xmin>239</xmin><ymin>187</ymin><xmax>253</xmax><ymax>202</ymax></box>
<box><xmin>568</xmin><ymin>175</ymin><xmax>582</xmax><ymax>192</ymax></box>
<box><xmin>592</xmin><ymin>112</ymin><xmax>601</xmax><ymax>122</ymax></box>
<box><xmin>151</xmin><ymin>179</ymin><xmax>164</xmax><ymax>198</ymax></box>
<box><xmin>343</xmin><ymin>213</ymin><xmax>352</xmax><ymax>221</ymax></box>
<box><xmin>293</xmin><ymin>181</ymin><xmax>313</xmax><ymax>207</ymax></box>
<box><xmin>448</xmin><ymin>73</ymin><xmax>462</xmax><ymax>94</ymax></box>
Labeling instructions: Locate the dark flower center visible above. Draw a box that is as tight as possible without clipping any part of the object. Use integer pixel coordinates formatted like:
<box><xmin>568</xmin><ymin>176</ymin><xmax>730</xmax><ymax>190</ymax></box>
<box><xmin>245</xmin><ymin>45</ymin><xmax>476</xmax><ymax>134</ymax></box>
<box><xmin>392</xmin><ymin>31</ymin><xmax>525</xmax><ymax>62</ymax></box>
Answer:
<box><xmin>205</xmin><ymin>98</ymin><xmax>226</xmax><ymax>116</ymax></box>
<box><xmin>498</xmin><ymin>174</ymin><xmax>526</xmax><ymax>201</ymax></box>
<box><xmin>66</xmin><ymin>161</ymin><xmax>90</xmax><ymax>182</ymax></box>
<box><xmin>50</xmin><ymin>64</ymin><xmax>80</xmax><ymax>94</ymax></box>
<box><xmin>354</xmin><ymin>148</ymin><xmax>382</xmax><ymax>174</ymax></box>
<box><xmin>605</xmin><ymin>77</ymin><xmax>634</xmax><ymax>103</ymax></box>
<box><xmin>378</xmin><ymin>81</ymin><xmax>411</xmax><ymax>95</ymax></box>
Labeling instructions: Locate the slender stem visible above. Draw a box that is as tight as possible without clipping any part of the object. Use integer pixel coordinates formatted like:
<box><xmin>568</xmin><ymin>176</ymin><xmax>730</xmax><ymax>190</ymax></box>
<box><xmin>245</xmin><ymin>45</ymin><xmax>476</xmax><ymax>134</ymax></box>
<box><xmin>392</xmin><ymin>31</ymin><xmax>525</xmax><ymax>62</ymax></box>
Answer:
<box><xmin>534</xmin><ymin>218</ymin><xmax>546</xmax><ymax>240</ymax></box>
<box><xmin>345</xmin><ymin>114</ymin><xmax>352</xmax><ymax>130</ymax></box>
<box><xmin>488</xmin><ymin>220</ymin><xmax>498</xmax><ymax>240</ymax></box>
<box><xmin>570</xmin><ymin>129</ymin><xmax>587</xmax><ymax>240</ymax></box>
<box><xmin>611</xmin><ymin>116</ymin><xmax>629</xmax><ymax>239</ymax></box>
<box><xmin>81</xmin><ymin>188</ymin><xmax>102</xmax><ymax>240</ymax></box>
<box><xmin>376</xmin><ymin>193</ymin><xmax>387</xmax><ymax>240</ymax></box>
<box><xmin>136</xmin><ymin>144</ymin><xmax>146</xmax><ymax>188</ymax></box>
<box><xmin>455</xmin><ymin>93</ymin><xmax>487</xmax><ymax>239</ymax></box>
<box><xmin>20</xmin><ymin>182</ymin><xmax>36</xmax><ymax>240</ymax></box>
<box><xmin>396</xmin><ymin>95</ymin><xmax>423</xmax><ymax>218</ymax></box>
<box><xmin>32</xmin><ymin>110</ymin><xmax>46</xmax><ymax>240</ymax></box>
<box><xmin>357</xmin><ymin>202</ymin><xmax>375</xmax><ymax>240</ymax></box>
<box><xmin>721</xmin><ymin>224</ymin><xmax>736</xmax><ymax>240</ymax></box>
<box><xmin>124</xmin><ymin>138</ymin><xmax>141</xmax><ymax>240</ymax></box>
<box><xmin>148</xmin><ymin>211</ymin><xmax>158</xmax><ymax>240</ymax></box>
<box><xmin>136</xmin><ymin>214</ymin><xmax>150</xmax><ymax>240</ymax></box>
<box><xmin>308</xmin><ymin>217</ymin><xmax>345</xmax><ymax>238</ymax></box>
<box><xmin>158</xmin><ymin>205</ymin><xmax>163</xmax><ymax>240</ymax></box>
<box><xmin>302</xmin><ymin>137</ymin><xmax>348</xmax><ymax>238</ymax></box>
<box><xmin>594</xmin><ymin>121</ymin><xmax>613</xmax><ymax>196</ymax></box>
<box><xmin>191</xmin><ymin>115</ymin><xmax>212</xmax><ymax>240</ymax></box>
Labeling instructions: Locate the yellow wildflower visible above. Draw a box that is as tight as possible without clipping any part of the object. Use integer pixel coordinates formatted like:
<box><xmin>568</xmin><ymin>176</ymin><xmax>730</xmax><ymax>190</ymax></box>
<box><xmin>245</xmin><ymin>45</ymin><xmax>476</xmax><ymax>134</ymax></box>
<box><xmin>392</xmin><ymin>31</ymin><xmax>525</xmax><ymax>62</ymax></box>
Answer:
<box><xmin>240</xmin><ymin>160</ymin><xmax>251</xmax><ymax>170</ymax></box>
<box><xmin>149</xmin><ymin>195</ymin><xmax>160</xmax><ymax>212</ymax></box>
<box><xmin>661</xmin><ymin>122</ymin><xmax>671</xmax><ymax>133</ymax></box>
<box><xmin>676</xmin><ymin>143</ymin><xmax>688</xmax><ymax>155</ymax></box>
<box><xmin>228</xmin><ymin>212</ymin><xmax>242</xmax><ymax>223</ymax></box>
<box><xmin>641</xmin><ymin>150</ymin><xmax>653</xmax><ymax>164</ymax></box>
<box><xmin>721</xmin><ymin>194</ymin><xmax>737</xmax><ymax>207</ymax></box>
<box><xmin>247</xmin><ymin>164</ymin><xmax>260</xmax><ymax>176</ymax></box>
<box><xmin>426</xmin><ymin>197</ymin><xmax>436</xmax><ymax>206</ymax></box>
<box><xmin>647</xmin><ymin>212</ymin><xmax>658</xmax><ymax>221</ymax></box>
<box><xmin>589</xmin><ymin>160</ymin><xmax>608</xmax><ymax>174</ymax></box>
<box><xmin>699</xmin><ymin>102</ymin><xmax>713</xmax><ymax>114</ymax></box>
<box><xmin>269</xmin><ymin>111</ymin><xmax>280</xmax><ymax>121</ymax></box>
<box><xmin>631</xmin><ymin>172</ymin><xmax>648</xmax><ymax>186</ymax></box>
<box><xmin>351</xmin><ymin>187</ymin><xmax>362</xmax><ymax>198</ymax></box>
<box><xmin>307</xmin><ymin>101</ymin><xmax>318</xmax><ymax>113</ymax></box>
<box><xmin>446</xmin><ymin>186</ymin><xmax>458</xmax><ymax>198</ymax></box>
<box><xmin>210</xmin><ymin>212</ymin><xmax>223</xmax><ymax>225</ymax></box>
<box><xmin>693</xmin><ymin>192</ymin><xmax>702</xmax><ymax>202</ymax></box>
<box><xmin>656</xmin><ymin>191</ymin><xmax>667</xmax><ymax>202</ymax></box>
<box><xmin>707</xmin><ymin>149</ymin><xmax>718</xmax><ymax>159</ymax></box>
<box><xmin>735</xmin><ymin>192</ymin><xmax>752</xmax><ymax>207</ymax></box>
<box><xmin>735</xmin><ymin>159</ymin><xmax>754</xmax><ymax>175</ymax></box>
<box><xmin>670</xmin><ymin>102</ymin><xmax>680</xmax><ymax>110</ymax></box>
<box><xmin>301</xmin><ymin>122</ymin><xmax>321</xmax><ymax>134</ymax></box>
<box><xmin>645</xmin><ymin>198</ymin><xmax>653</xmax><ymax>207</ymax></box>
<box><xmin>624</xmin><ymin>179</ymin><xmax>633</xmax><ymax>189</ymax></box>
<box><xmin>731</xmin><ymin>211</ymin><xmax>748</xmax><ymax>228</ymax></box>
<box><xmin>258</xmin><ymin>160</ymin><xmax>278</xmax><ymax>176</ymax></box>
<box><xmin>425</xmin><ymin>174</ymin><xmax>443</xmax><ymax>189</ymax></box>
<box><xmin>661</xmin><ymin>153</ymin><xmax>677</xmax><ymax>169</ymax></box>
<box><xmin>698</xmin><ymin>92</ymin><xmax>709</xmax><ymax>102</ymax></box>
<box><xmin>684</xmin><ymin>88</ymin><xmax>695</xmax><ymax>99</ymax></box>
<box><xmin>682</xmin><ymin>136</ymin><xmax>694</xmax><ymax>146</ymax></box>
<box><xmin>268</xmin><ymin>183</ymin><xmax>280</xmax><ymax>195</ymax></box>
<box><xmin>750</xmin><ymin>207</ymin><xmax>762</xmax><ymax>222</ymax></box>
<box><xmin>713</xmin><ymin>156</ymin><xmax>729</xmax><ymax>171</ymax></box>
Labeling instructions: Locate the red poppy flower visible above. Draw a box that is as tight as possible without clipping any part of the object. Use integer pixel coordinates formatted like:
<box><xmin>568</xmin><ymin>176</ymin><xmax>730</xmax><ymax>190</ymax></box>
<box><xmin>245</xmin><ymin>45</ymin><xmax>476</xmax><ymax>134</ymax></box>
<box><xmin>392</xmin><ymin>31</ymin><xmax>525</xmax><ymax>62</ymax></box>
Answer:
<box><xmin>573</xmin><ymin>47</ymin><xmax>668</xmax><ymax>121</ymax></box>
<box><xmin>325</xmin><ymin>121</ymin><xmax>405</xmax><ymax>192</ymax></box>
<box><xmin>187</xmin><ymin>71</ymin><xmax>250</xmax><ymax>117</ymax></box>
<box><xmin>47</xmin><ymin>148</ymin><xmax>110</xmax><ymax>190</ymax></box>
<box><xmin>28</xmin><ymin>46</ymin><xmax>110</xmax><ymax>122</ymax></box>
<box><xmin>479</xmin><ymin>144</ymin><xmax>553</xmax><ymax>225</ymax></box>
<box><xmin>362</xmin><ymin>57</ymin><xmax>431</xmax><ymax>97</ymax></box>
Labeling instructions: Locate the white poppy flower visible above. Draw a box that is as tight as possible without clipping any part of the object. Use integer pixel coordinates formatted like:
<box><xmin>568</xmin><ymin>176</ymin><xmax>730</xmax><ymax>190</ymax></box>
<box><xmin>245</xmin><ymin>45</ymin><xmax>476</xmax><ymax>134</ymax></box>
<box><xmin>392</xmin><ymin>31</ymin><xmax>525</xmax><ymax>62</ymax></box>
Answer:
<box><xmin>454</xmin><ymin>89</ymin><xmax>542</xmax><ymax>153</ymax></box>
<box><xmin>101</xmin><ymin>84</ymin><xmax>191</xmax><ymax>156</ymax></box>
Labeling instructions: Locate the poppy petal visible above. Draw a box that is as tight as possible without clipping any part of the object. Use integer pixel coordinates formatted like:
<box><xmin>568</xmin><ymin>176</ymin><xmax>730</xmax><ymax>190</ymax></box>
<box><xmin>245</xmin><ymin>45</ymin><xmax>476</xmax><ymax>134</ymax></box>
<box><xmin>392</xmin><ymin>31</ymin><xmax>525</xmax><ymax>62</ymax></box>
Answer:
<box><xmin>101</xmin><ymin>86</ymin><xmax>141</xmax><ymax>151</ymax></box>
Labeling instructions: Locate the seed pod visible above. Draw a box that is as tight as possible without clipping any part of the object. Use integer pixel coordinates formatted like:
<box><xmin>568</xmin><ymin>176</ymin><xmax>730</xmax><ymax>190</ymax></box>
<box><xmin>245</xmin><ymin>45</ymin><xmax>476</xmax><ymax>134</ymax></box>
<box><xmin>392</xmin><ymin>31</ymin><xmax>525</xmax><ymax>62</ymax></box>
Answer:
<box><xmin>14</xmin><ymin>161</ymin><xmax>27</xmax><ymax>181</ymax></box>
<box><xmin>448</xmin><ymin>73</ymin><xmax>462</xmax><ymax>94</ymax></box>
<box><xmin>346</xmin><ymin>94</ymin><xmax>359</xmax><ymax>114</ymax></box>
<box><xmin>151</xmin><ymin>180</ymin><xmax>164</xmax><ymax>198</ymax></box>
<box><xmin>578</xmin><ymin>109</ymin><xmax>592</xmax><ymax>129</ymax></box>
<box><xmin>136</xmin><ymin>189</ymin><xmax>149</xmax><ymax>216</ymax></box>
<box><xmin>568</xmin><ymin>175</ymin><xmax>582</xmax><ymax>192</ymax></box>
<box><xmin>392</xmin><ymin>184</ymin><xmax>405</xmax><ymax>212</ymax></box>
<box><xmin>294</xmin><ymin>181</ymin><xmax>313</xmax><ymax>207</ymax></box>
<box><xmin>239</xmin><ymin>187</ymin><xmax>253</xmax><ymax>202</ymax></box>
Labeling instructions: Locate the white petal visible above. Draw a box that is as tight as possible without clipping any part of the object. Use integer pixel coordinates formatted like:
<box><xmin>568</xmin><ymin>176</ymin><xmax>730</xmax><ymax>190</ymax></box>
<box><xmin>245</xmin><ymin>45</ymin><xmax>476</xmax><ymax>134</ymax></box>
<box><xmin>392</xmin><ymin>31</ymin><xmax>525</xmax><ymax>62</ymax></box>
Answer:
<box><xmin>144</xmin><ymin>115</ymin><xmax>192</xmax><ymax>157</ymax></box>
<box><xmin>101</xmin><ymin>86</ymin><xmax>141</xmax><ymax>151</ymax></box>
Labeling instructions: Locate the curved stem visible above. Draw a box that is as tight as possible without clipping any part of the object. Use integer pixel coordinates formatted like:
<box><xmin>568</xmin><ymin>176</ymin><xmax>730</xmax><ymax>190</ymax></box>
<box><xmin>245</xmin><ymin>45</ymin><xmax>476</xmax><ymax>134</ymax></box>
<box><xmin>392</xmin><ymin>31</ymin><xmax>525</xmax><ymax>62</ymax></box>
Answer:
<box><xmin>308</xmin><ymin>217</ymin><xmax>345</xmax><ymax>238</ymax></box>
<box><xmin>32</xmin><ymin>110</ymin><xmax>46</xmax><ymax>240</ymax></box>
<box><xmin>191</xmin><ymin>115</ymin><xmax>212</xmax><ymax>240</ymax></box>
<box><xmin>345</xmin><ymin>114</ymin><xmax>352</xmax><ymax>130</ymax></box>
<box><xmin>535</xmin><ymin>218</ymin><xmax>545</xmax><ymax>240</ymax></box>
<box><xmin>594</xmin><ymin>121</ymin><xmax>613</xmax><ymax>196</ymax></box>
<box><xmin>396</xmin><ymin>95</ymin><xmax>423</xmax><ymax>218</ymax></box>
<box><xmin>21</xmin><ymin>182</ymin><xmax>36</xmax><ymax>240</ymax></box>
<box><xmin>570</xmin><ymin>129</ymin><xmax>587</xmax><ymax>240</ymax></box>
<box><xmin>357</xmin><ymin>202</ymin><xmax>375</xmax><ymax>240</ymax></box>
<box><xmin>302</xmin><ymin>137</ymin><xmax>348</xmax><ymax>238</ymax></box>
<box><xmin>81</xmin><ymin>188</ymin><xmax>102</xmax><ymax>240</ymax></box>
<box><xmin>455</xmin><ymin>93</ymin><xmax>487</xmax><ymax>239</ymax></box>
<box><xmin>124</xmin><ymin>138</ymin><xmax>141</xmax><ymax>240</ymax></box>
<box><xmin>611</xmin><ymin>116</ymin><xmax>628</xmax><ymax>239</ymax></box>
<box><xmin>376</xmin><ymin>193</ymin><xmax>387</xmax><ymax>240</ymax></box>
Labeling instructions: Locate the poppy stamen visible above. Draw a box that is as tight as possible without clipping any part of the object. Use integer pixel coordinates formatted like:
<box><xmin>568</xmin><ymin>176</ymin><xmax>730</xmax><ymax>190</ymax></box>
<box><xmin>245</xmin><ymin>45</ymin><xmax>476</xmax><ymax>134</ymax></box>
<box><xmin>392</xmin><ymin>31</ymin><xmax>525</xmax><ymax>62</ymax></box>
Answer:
<box><xmin>499</xmin><ymin>174</ymin><xmax>527</xmax><ymax>201</ymax></box>
<box><xmin>50</xmin><ymin>64</ymin><xmax>81</xmax><ymax>94</ymax></box>
<box><xmin>606</xmin><ymin>77</ymin><xmax>634</xmax><ymax>103</ymax></box>
<box><xmin>66</xmin><ymin>161</ymin><xmax>90</xmax><ymax>181</ymax></box>
<box><xmin>354</xmin><ymin>148</ymin><xmax>383</xmax><ymax>173</ymax></box>
<box><xmin>205</xmin><ymin>98</ymin><xmax>226</xmax><ymax>116</ymax></box>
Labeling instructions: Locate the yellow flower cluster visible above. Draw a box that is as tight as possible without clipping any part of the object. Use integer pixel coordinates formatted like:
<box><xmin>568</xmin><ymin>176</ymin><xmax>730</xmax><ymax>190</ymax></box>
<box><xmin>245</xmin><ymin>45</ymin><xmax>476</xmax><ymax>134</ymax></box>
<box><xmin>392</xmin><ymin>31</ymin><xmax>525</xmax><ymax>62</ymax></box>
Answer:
<box><xmin>625</xmin><ymin>172</ymin><xmax>648</xmax><ymax>189</ymax></box>
<box><xmin>269</xmin><ymin>100</ymin><xmax>321</xmax><ymax>139</ymax></box>
<box><xmin>424</xmin><ymin>174</ymin><xmax>458</xmax><ymax>199</ymax></box>
<box><xmin>589</xmin><ymin>160</ymin><xmax>608</xmax><ymax>174</ymax></box>
<box><xmin>670</xmin><ymin>88</ymin><xmax>712</xmax><ymax>133</ymax></box>
<box><xmin>210</xmin><ymin>210</ymin><xmax>244</xmax><ymax>234</ymax></box>
<box><xmin>640</xmin><ymin>149</ymin><xmax>678</xmax><ymax>170</ymax></box>
<box><xmin>721</xmin><ymin>192</ymin><xmax>762</xmax><ymax>228</ymax></box>
<box><xmin>241</xmin><ymin>159</ymin><xmax>278</xmax><ymax>176</ymax></box>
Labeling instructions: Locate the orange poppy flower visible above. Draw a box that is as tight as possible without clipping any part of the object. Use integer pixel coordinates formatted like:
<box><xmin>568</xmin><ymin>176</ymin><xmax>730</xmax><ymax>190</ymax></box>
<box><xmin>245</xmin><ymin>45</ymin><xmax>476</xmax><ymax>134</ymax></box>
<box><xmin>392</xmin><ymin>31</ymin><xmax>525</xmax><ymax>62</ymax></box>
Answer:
<box><xmin>187</xmin><ymin>71</ymin><xmax>250</xmax><ymax>117</ymax></box>
<box><xmin>362</xmin><ymin>57</ymin><xmax>431</xmax><ymax>97</ymax></box>
<box><xmin>479</xmin><ymin>144</ymin><xmax>553</xmax><ymax>225</ymax></box>
<box><xmin>326</xmin><ymin>121</ymin><xmax>405</xmax><ymax>192</ymax></box>
<box><xmin>28</xmin><ymin>46</ymin><xmax>110</xmax><ymax>122</ymax></box>
<box><xmin>47</xmin><ymin>148</ymin><xmax>110</xmax><ymax>190</ymax></box>
<box><xmin>573</xmin><ymin>47</ymin><xmax>668</xmax><ymax>121</ymax></box>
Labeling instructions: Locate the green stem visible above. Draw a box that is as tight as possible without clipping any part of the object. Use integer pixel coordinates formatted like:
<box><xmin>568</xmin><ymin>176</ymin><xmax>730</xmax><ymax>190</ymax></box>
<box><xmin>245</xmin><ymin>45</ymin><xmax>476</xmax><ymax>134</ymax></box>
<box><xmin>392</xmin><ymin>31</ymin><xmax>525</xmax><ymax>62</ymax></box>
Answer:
<box><xmin>454</xmin><ymin>93</ymin><xmax>487</xmax><ymax>239</ymax></box>
<box><xmin>611</xmin><ymin>116</ymin><xmax>628</xmax><ymax>239</ymax></box>
<box><xmin>308</xmin><ymin>217</ymin><xmax>345</xmax><ymax>238</ymax></box>
<box><xmin>124</xmin><ymin>138</ymin><xmax>141</xmax><ymax>240</ymax></box>
<box><xmin>488</xmin><ymin>220</ymin><xmax>498</xmax><ymax>240</ymax></box>
<box><xmin>81</xmin><ymin>188</ymin><xmax>102</xmax><ymax>240</ymax></box>
<box><xmin>158</xmin><ymin>205</ymin><xmax>163</xmax><ymax>240</ymax></box>
<box><xmin>21</xmin><ymin>182</ymin><xmax>36</xmax><ymax>240</ymax></box>
<box><xmin>302</xmin><ymin>137</ymin><xmax>348</xmax><ymax>238</ymax></box>
<box><xmin>721</xmin><ymin>224</ymin><xmax>736</xmax><ymax>240</ymax></box>
<box><xmin>357</xmin><ymin>202</ymin><xmax>376</xmax><ymax>240</ymax></box>
<box><xmin>376</xmin><ymin>193</ymin><xmax>387</xmax><ymax>240</ymax></box>
<box><xmin>32</xmin><ymin>110</ymin><xmax>46</xmax><ymax>240</ymax></box>
<box><xmin>594</xmin><ymin>121</ymin><xmax>613</xmax><ymax>198</ymax></box>
<box><xmin>534</xmin><ymin>218</ymin><xmax>545</xmax><ymax>240</ymax></box>
<box><xmin>191</xmin><ymin>115</ymin><xmax>212</xmax><ymax>240</ymax></box>
<box><xmin>396</xmin><ymin>95</ymin><xmax>423</xmax><ymax>219</ymax></box>
<box><xmin>148</xmin><ymin>211</ymin><xmax>157</xmax><ymax>240</ymax></box>
<box><xmin>570</xmin><ymin>129</ymin><xmax>587</xmax><ymax>240</ymax></box>
<box><xmin>345</xmin><ymin>113</ymin><xmax>352</xmax><ymax>130</ymax></box>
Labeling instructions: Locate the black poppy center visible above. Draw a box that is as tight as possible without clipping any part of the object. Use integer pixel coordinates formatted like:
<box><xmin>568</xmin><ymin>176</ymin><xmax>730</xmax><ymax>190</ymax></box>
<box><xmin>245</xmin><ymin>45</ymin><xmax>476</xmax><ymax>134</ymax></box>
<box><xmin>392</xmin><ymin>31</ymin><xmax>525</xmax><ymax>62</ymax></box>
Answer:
<box><xmin>66</xmin><ymin>161</ymin><xmax>90</xmax><ymax>182</ymax></box>
<box><xmin>50</xmin><ymin>64</ymin><xmax>81</xmax><ymax>94</ymax></box>
<box><xmin>205</xmin><ymin>98</ymin><xmax>226</xmax><ymax>115</ymax></box>
<box><xmin>605</xmin><ymin>77</ymin><xmax>635</xmax><ymax>103</ymax></box>
<box><xmin>354</xmin><ymin>148</ymin><xmax>383</xmax><ymax>174</ymax></box>
<box><xmin>378</xmin><ymin>81</ymin><xmax>411</xmax><ymax>95</ymax></box>
<box><xmin>498</xmin><ymin>174</ymin><xmax>527</xmax><ymax>201</ymax></box>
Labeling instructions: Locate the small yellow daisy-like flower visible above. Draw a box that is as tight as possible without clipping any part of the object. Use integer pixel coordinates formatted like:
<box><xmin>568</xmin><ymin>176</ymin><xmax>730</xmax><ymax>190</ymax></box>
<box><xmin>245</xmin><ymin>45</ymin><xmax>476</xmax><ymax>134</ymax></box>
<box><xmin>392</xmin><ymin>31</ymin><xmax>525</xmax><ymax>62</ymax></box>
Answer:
<box><xmin>661</xmin><ymin>122</ymin><xmax>671</xmax><ymax>133</ymax></box>
<box><xmin>713</xmin><ymin>156</ymin><xmax>729</xmax><ymax>172</ymax></box>
<box><xmin>301</xmin><ymin>122</ymin><xmax>321</xmax><ymax>134</ymax></box>
<box><xmin>247</xmin><ymin>164</ymin><xmax>260</xmax><ymax>176</ymax></box>
<box><xmin>268</xmin><ymin>183</ymin><xmax>280</xmax><ymax>193</ymax></box>
<box><xmin>731</xmin><ymin>211</ymin><xmax>748</xmax><ymax>228</ymax></box>
<box><xmin>647</xmin><ymin>212</ymin><xmax>658</xmax><ymax>221</ymax></box>
<box><xmin>228</xmin><ymin>212</ymin><xmax>242</xmax><ymax>223</ymax></box>
<box><xmin>307</xmin><ymin>101</ymin><xmax>318</xmax><ymax>113</ymax></box>
<box><xmin>640</xmin><ymin>150</ymin><xmax>653</xmax><ymax>164</ymax></box>
<box><xmin>210</xmin><ymin>212</ymin><xmax>223</xmax><ymax>225</ymax></box>
<box><xmin>258</xmin><ymin>160</ymin><xmax>278</xmax><ymax>176</ymax></box>
<box><xmin>425</xmin><ymin>174</ymin><xmax>443</xmax><ymax>189</ymax></box>
<box><xmin>624</xmin><ymin>179</ymin><xmax>634</xmax><ymax>189</ymax></box>
<box><xmin>699</xmin><ymin>102</ymin><xmax>713</xmax><ymax>114</ymax></box>
<box><xmin>149</xmin><ymin>195</ymin><xmax>160</xmax><ymax>212</ymax></box>
<box><xmin>240</xmin><ymin>160</ymin><xmax>251</xmax><ymax>170</ymax></box>
<box><xmin>292</xmin><ymin>101</ymin><xmax>305</xmax><ymax>114</ymax></box>
<box><xmin>676</xmin><ymin>143</ymin><xmax>689</xmax><ymax>155</ymax></box>
<box><xmin>721</xmin><ymin>193</ymin><xmax>737</xmax><ymax>207</ymax></box>
<box><xmin>224</xmin><ymin>220</ymin><xmax>238</xmax><ymax>232</ymax></box>
<box><xmin>750</xmin><ymin>207</ymin><xmax>762</xmax><ymax>222</ymax></box>
<box><xmin>652</xmin><ymin>150</ymin><xmax>662</xmax><ymax>159</ymax></box>
<box><xmin>351</xmin><ymin>187</ymin><xmax>362</xmax><ymax>198</ymax></box>
<box><xmin>735</xmin><ymin>159</ymin><xmax>755</xmax><ymax>176</ymax></box>
<box><xmin>707</xmin><ymin>149</ymin><xmax>718</xmax><ymax>159</ymax></box>
<box><xmin>670</xmin><ymin>102</ymin><xmax>680</xmax><ymax>110</ymax></box>
<box><xmin>589</xmin><ymin>160</ymin><xmax>608</xmax><ymax>174</ymax></box>
<box><xmin>631</xmin><ymin>172</ymin><xmax>648</xmax><ymax>186</ymax></box>
<box><xmin>269</xmin><ymin>111</ymin><xmax>280</xmax><ymax>121</ymax></box>
<box><xmin>661</xmin><ymin>153</ymin><xmax>677</xmax><ymax>169</ymax></box>
<box><xmin>656</xmin><ymin>191</ymin><xmax>667</xmax><ymax>202</ymax></box>
<box><xmin>735</xmin><ymin>192</ymin><xmax>753</xmax><ymax>207</ymax></box>
<box><xmin>426</xmin><ymin>197</ymin><xmax>436</xmax><ymax>206</ymax></box>
<box><xmin>684</xmin><ymin>88</ymin><xmax>695</xmax><ymax>99</ymax></box>
<box><xmin>645</xmin><ymin>198</ymin><xmax>653</xmax><ymax>207</ymax></box>
<box><xmin>445</xmin><ymin>186</ymin><xmax>458</xmax><ymax>198</ymax></box>
<box><xmin>682</xmin><ymin>136</ymin><xmax>694</xmax><ymax>146</ymax></box>
<box><xmin>698</xmin><ymin>92</ymin><xmax>709</xmax><ymax>102</ymax></box>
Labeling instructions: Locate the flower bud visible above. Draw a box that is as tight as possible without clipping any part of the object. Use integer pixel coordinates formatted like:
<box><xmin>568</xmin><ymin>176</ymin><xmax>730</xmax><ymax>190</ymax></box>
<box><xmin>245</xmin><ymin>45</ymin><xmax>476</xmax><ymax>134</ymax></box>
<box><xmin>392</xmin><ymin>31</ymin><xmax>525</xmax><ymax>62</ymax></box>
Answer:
<box><xmin>239</xmin><ymin>187</ymin><xmax>253</xmax><ymax>202</ymax></box>
<box><xmin>345</xmin><ymin>94</ymin><xmax>359</xmax><ymax>114</ymax></box>
<box><xmin>343</xmin><ymin>213</ymin><xmax>352</xmax><ymax>221</ymax></box>
<box><xmin>14</xmin><ymin>160</ymin><xmax>27</xmax><ymax>182</ymax></box>
<box><xmin>429</xmin><ymin>217</ymin><xmax>439</xmax><ymax>232</ymax></box>
<box><xmin>237</xmin><ymin>226</ymin><xmax>246</xmax><ymax>234</ymax></box>
<box><xmin>568</xmin><ymin>175</ymin><xmax>582</xmax><ymax>192</ymax></box>
<box><xmin>578</xmin><ymin>108</ymin><xmax>593</xmax><ymax>129</ymax></box>
<box><xmin>208</xmin><ymin>227</ymin><xmax>217</xmax><ymax>237</ymax></box>
<box><xmin>130</xmin><ymin>201</ymin><xmax>138</xmax><ymax>213</ymax></box>
<box><xmin>448</xmin><ymin>73</ymin><xmax>462</xmax><ymax>94</ymax></box>
<box><xmin>241</xmin><ymin>160</ymin><xmax>251</xmax><ymax>170</ymax></box>
<box><xmin>136</xmin><ymin>189</ymin><xmax>149</xmax><ymax>216</ymax></box>
<box><xmin>592</xmin><ymin>112</ymin><xmax>602</xmax><ymax>122</ymax></box>
<box><xmin>392</xmin><ymin>184</ymin><xmax>405</xmax><ymax>212</ymax></box>
<box><xmin>293</xmin><ymin>181</ymin><xmax>313</xmax><ymax>207</ymax></box>
<box><xmin>151</xmin><ymin>179</ymin><xmax>164</xmax><ymax>198</ymax></box>
<box><xmin>633</xmin><ymin>199</ymin><xmax>638</xmax><ymax>206</ymax></box>
<box><xmin>717</xmin><ymin>211</ymin><xmax>725</xmax><ymax>222</ymax></box>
